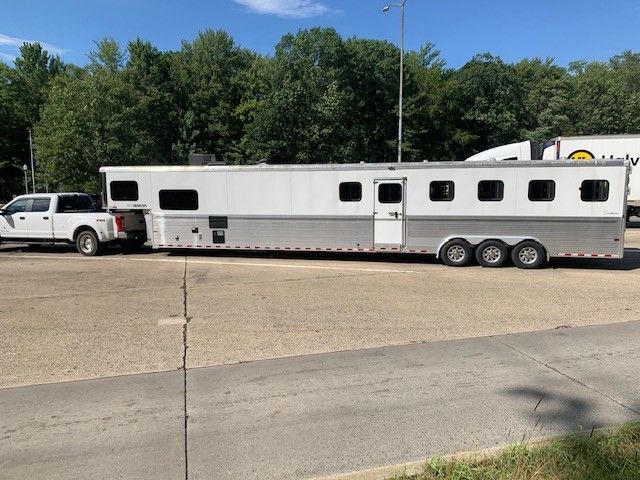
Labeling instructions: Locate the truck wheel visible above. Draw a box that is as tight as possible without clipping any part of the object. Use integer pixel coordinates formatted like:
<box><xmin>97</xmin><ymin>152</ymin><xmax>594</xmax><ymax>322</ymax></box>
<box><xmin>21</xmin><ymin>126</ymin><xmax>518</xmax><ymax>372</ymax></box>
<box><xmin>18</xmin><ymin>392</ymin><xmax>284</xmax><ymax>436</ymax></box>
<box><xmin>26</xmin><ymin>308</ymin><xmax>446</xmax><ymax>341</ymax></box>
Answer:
<box><xmin>511</xmin><ymin>241</ymin><xmax>545</xmax><ymax>269</ymax></box>
<box><xmin>76</xmin><ymin>230</ymin><xmax>101</xmax><ymax>256</ymax></box>
<box><xmin>475</xmin><ymin>240</ymin><xmax>508</xmax><ymax>267</ymax></box>
<box><xmin>441</xmin><ymin>239</ymin><xmax>472</xmax><ymax>267</ymax></box>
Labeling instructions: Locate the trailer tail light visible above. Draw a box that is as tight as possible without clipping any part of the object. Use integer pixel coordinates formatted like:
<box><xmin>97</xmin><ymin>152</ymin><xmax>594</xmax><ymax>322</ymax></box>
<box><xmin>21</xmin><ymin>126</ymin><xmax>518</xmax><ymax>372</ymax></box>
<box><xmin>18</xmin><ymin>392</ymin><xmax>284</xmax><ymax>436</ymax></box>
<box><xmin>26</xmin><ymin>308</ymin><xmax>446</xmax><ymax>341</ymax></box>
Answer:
<box><xmin>115</xmin><ymin>216</ymin><xmax>125</xmax><ymax>232</ymax></box>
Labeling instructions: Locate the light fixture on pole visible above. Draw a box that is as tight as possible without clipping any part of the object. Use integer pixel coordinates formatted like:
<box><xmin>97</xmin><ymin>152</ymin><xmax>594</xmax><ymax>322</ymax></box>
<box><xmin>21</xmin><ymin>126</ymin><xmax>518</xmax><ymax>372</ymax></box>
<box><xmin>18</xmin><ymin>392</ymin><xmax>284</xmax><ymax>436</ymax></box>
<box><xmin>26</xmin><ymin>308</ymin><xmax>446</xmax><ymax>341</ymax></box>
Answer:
<box><xmin>382</xmin><ymin>0</ymin><xmax>406</xmax><ymax>163</ymax></box>
<box><xmin>22</xmin><ymin>165</ymin><xmax>29</xmax><ymax>194</ymax></box>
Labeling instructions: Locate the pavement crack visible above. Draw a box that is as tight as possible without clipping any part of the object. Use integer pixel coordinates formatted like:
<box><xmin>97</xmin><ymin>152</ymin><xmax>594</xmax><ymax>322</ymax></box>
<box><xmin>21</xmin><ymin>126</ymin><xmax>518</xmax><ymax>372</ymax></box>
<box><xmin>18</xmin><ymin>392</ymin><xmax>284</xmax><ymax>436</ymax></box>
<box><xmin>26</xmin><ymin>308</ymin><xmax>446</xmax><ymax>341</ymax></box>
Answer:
<box><xmin>181</xmin><ymin>256</ymin><xmax>189</xmax><ymax>480</ymax></box>
<box><xmin>491</xmin><ymin>336</ymin><xmax>640</xmax><ymax>417</ymax></box>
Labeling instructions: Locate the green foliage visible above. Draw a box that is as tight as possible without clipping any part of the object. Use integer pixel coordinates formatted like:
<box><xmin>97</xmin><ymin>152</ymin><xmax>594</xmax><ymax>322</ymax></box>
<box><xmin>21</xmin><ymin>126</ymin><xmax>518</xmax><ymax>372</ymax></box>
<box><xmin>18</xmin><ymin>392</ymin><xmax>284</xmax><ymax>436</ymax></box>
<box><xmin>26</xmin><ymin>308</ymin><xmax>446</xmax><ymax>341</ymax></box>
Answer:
<box><xmin>388</xmin><ymin>423</ymin><xmax>640</xmax><ymax>480</ymax></box>
<box><xmin>1</xmin><ymin>30</ymin><xmax>640</xmax><ymax>196</ymax></box>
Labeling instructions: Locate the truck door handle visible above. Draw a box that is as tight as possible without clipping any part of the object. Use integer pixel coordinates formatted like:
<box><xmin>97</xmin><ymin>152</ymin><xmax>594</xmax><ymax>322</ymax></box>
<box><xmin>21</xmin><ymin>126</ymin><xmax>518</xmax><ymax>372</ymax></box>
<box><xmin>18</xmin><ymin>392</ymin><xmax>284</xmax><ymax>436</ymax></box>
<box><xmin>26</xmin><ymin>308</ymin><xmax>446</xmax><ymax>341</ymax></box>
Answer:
<box><xmin>19</xmin><ymin>216</ymin><xmax>25</xmax><ymax>220</ymax></box>
<box><xmin>43</xmin><ymin>216</ymin><xmax>49</xmax><ymax>220</ymax></box>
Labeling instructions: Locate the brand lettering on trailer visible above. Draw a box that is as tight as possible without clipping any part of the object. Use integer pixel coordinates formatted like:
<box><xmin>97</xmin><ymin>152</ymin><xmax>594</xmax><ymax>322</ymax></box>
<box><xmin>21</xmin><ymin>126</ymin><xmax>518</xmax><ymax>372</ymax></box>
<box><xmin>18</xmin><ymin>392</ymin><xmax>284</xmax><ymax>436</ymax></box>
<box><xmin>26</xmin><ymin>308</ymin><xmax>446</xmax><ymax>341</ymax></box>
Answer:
<box><xmin>569</xmin><ymin>150</ymin><xmax>640</xmax><ymax>165</ymax></box>
<box><xmin>600</xmin><ymin>153</ymin><xmax>640</xmax><ymax>166</ymax></box>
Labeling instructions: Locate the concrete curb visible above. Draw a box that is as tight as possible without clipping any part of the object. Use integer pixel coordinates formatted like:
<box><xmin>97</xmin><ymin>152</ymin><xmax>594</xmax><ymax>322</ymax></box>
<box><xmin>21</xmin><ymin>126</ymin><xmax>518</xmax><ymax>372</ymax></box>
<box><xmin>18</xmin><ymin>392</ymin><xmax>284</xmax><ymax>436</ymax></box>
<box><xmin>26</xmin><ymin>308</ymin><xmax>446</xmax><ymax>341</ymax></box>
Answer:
<box><xmin>309</xmin><ymin>434</ymin><xmax>560</xmax><ymax>480</ymax></box>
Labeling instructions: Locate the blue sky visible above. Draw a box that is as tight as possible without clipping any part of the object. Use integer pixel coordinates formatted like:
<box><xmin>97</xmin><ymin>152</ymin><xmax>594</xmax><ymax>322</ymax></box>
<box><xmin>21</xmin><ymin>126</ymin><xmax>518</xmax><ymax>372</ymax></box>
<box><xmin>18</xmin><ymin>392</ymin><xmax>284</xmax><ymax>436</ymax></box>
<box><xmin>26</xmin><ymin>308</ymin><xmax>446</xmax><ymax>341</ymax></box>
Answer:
<box><xmin>1</xmin><ymin>0</ymin><xmax>638</xmax><ymax>68</ymax></box>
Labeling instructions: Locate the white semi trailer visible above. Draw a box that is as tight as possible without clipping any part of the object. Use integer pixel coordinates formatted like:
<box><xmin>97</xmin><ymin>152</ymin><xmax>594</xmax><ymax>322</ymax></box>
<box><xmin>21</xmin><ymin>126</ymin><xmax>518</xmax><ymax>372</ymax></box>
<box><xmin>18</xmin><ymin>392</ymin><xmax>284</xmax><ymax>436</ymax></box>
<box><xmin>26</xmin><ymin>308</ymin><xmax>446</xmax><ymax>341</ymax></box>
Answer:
<box><xmin>466</xmin><ymin>134</ymin><xmax>640</xmax><ymax>218</ymax></box>
<box><xmin>100</xmin><ymin>159</ymin><xmax>629</xmax><ymax>268</ymax></box>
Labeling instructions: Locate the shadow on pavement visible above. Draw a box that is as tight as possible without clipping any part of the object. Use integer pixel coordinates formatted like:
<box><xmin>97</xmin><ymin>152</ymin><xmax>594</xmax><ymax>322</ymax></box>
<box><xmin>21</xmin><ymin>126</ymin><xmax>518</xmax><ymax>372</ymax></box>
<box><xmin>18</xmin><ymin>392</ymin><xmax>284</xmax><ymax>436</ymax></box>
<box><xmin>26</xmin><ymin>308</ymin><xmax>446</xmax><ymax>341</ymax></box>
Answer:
<box><xmin>3</xmin><ymin>244</ymin><xmax>640</xmax><ymax>270</ymax></box>
<box><xmin>504</xmin><ymin>386</ymin><xmax>605</xmax><ymax>438</ymax></box>
<box><xmin>548</xmin><ymin>248</ymin><xmax>640</xmax><ymax>271</ymax></box>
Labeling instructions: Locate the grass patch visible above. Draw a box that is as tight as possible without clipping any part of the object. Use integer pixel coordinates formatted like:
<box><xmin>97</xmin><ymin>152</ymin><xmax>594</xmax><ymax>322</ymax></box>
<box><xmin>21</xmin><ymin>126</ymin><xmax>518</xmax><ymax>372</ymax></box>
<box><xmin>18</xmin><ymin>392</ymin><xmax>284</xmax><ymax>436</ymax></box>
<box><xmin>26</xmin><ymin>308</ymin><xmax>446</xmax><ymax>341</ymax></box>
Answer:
<box><xmin>389</xmin><ymin>423</ymin><xmax>640</xmax><ymax>480</ymax></box>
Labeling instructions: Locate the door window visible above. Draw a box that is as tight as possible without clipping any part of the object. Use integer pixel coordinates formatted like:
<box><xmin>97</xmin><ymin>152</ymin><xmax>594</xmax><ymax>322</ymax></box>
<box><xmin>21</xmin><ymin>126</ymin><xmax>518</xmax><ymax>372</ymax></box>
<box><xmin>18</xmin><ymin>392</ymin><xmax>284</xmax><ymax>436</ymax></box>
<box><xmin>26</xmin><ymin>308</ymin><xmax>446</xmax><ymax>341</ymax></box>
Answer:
<box><xmin>30</xmin><ymin>198</ymin><xmax>51</xmax><ymax>212</ymax></box>
<box><xmin>4</xmin><ymin>199</ymin><xmax>29</xmax><ymax>215</ymax></box>
<box><xmin>378</xmin><ymin>183</ymin><xmax>402</xmax><ymax>203</ymax></box>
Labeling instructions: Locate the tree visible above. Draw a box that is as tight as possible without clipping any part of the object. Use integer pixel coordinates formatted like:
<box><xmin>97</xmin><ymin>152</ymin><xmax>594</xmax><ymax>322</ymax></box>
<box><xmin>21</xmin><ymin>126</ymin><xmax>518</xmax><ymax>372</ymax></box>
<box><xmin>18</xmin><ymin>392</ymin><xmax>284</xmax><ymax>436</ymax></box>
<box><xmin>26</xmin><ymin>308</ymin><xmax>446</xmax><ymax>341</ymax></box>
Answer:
<box><xmin>171</xmin><ymin>30</ymin><xmax>255</xmax><ymax>163</ymax></box>
<box><xmin>402</xmin><ymin>43</ymin><xmax>447</xmax><ymax>161</ymax></box>
<box><xmin>443</xmin><ymin>54</ymin><xmax>527</xmax><ymax>159</ymax></box>
<box><xmin>514</xmin><ymin>58</ymin><xmax>573</xmax><ymax>142</ymax></box>
<box><xmin>246</xmin><ymin>28</ymin><xmax>353</xmax><ymax>163</ymax></box>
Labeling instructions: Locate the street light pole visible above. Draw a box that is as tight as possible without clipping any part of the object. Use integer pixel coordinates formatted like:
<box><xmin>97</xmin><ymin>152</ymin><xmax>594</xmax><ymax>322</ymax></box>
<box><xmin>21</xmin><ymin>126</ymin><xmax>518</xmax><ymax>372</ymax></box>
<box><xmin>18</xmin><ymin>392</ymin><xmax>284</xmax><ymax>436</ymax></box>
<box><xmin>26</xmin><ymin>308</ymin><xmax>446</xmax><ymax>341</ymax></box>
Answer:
<box><xmin>28</xmin><ymin>129</ymin><xmax>36</xmax><ymax>193</ymax></box>
<box><xmin>22</xmin><ymin>165</ymin><xmax>28</xmax><ymax>194</ymax></box>
<box><xmin>383</xmin><ymin>1</ymin><xmax>406</xmax><ymax>163</ymax></box>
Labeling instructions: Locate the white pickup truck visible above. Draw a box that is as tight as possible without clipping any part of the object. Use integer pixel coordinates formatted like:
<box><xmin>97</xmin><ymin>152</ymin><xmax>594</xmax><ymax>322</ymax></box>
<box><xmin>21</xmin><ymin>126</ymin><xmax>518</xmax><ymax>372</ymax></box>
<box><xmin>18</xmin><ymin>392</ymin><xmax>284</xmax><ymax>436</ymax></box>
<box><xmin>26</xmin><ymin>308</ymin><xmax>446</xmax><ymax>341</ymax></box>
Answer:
<box><xmin>0</xmin><ymin>193</ymin><xmax>146</xmax><ymax>255</ymax></box>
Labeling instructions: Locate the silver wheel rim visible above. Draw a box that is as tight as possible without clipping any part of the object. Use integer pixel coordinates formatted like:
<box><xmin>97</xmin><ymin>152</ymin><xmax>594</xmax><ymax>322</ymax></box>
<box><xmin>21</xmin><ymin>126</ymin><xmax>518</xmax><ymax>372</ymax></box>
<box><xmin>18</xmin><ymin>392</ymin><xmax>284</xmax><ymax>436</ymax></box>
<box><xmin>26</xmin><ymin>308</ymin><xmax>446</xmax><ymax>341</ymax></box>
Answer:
<box><xmin>80</xmin><ymin>235</ymin><xmax>94</xmax><ymax>253</ymax></box>
<box><xmin>518</xmin><ymin>246</ymin><xmax>538</xmax><ymax>265</ymax></box>
<box><xmin>447</xmin><ymin>245</ymin><xmax>466</xmax><ymax>263</ymax></box>
<box><xmin>482</xmin><ymin>246</ymin><xmax>502</xmax><ymax>264</ymax></box>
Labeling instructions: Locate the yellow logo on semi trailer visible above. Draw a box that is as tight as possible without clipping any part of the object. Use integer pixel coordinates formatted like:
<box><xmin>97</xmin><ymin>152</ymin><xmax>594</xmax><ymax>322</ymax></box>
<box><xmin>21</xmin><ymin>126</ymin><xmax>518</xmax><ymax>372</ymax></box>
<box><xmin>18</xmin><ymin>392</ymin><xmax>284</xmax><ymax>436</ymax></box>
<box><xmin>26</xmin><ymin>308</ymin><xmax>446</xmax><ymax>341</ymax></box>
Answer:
<box><xmin>568</xmin><ymin>149</ymin><xmax>595</xmax><ymax>160</ymax></box>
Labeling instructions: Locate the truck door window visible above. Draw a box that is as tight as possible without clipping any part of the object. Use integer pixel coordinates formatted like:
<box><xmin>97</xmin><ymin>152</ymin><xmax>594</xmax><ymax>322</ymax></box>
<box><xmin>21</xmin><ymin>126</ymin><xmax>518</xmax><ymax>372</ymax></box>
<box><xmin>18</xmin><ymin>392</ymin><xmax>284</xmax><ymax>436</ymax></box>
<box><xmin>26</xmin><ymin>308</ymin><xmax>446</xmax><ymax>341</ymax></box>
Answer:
<box><xmin>4</xmin><ymin>199</ymin><xmax>29</xmax><ymax>215</ymax></box>
<box><xmin>110</xmin><ymin>181</ymin><xmax>139</xmax><ymax>201</ymax></box>
<box><xmin>30</xmin><ymin>198</ymin><xmax>51</xmax><ymax>212</ymax></box>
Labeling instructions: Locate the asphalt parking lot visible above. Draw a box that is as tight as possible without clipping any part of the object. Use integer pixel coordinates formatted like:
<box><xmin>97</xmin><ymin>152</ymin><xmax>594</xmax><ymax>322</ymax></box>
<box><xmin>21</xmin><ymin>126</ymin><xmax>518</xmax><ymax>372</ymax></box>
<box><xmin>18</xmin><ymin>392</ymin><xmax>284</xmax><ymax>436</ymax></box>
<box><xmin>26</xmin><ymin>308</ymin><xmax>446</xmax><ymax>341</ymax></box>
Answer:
<box><xmin>1</xmin><ymin>228</ymin><xmax>640</xmax><ymax>479</ymax></box>
<box><xmin>1</xmin><ymin>228</ymin><xmax>640</xmax><ymax>388</ymax></box>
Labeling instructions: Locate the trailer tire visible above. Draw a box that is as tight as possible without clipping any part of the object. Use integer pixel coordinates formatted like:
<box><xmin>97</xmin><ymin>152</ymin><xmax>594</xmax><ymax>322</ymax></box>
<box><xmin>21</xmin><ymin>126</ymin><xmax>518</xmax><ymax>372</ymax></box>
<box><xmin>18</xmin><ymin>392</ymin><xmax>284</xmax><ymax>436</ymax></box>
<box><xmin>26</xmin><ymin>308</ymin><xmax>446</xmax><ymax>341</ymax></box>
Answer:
<box><xmin>76</xmin><ymin>229</ymin><xmax>101</xmax><ymax>256</ymax></box>
<box><xmin>511</xmin><ymin>241</ymin><xmax>545</xmax><ymax>269</ymax></box>
<box><xmin>475</xmin><ymin>240</ymin><xmax>508</xmax><ymax>267</ymax></box>
<box><xmin>441</xmin><ymin>239</ymin><xmax>473</xmax><ymax>267</ymax></box>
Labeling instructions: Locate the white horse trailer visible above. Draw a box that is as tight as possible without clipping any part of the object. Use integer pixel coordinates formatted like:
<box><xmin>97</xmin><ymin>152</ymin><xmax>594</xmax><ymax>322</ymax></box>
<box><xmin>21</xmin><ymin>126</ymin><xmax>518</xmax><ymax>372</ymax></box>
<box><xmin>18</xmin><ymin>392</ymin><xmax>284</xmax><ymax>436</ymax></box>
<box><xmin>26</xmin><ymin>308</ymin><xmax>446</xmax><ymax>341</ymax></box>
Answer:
<box><xmin>466</xmin><ymin>134</ymin><xmax>640</xmax><ymax>218</ymax></box>
<box><xmin>100</xmin><ymin>160</ymin><xmax>629</xmax><ymax>268</ymax></box>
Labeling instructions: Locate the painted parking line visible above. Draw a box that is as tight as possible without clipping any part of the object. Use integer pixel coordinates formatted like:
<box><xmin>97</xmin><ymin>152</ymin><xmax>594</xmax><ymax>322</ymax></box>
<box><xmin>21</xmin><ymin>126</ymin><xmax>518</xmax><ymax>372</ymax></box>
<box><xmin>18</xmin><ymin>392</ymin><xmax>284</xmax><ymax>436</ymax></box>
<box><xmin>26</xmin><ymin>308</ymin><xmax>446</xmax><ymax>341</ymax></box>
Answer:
<box><xmin>0</xmin><ymin>254</ymin><xmax>425</xmax><ymax>275</ymax></box>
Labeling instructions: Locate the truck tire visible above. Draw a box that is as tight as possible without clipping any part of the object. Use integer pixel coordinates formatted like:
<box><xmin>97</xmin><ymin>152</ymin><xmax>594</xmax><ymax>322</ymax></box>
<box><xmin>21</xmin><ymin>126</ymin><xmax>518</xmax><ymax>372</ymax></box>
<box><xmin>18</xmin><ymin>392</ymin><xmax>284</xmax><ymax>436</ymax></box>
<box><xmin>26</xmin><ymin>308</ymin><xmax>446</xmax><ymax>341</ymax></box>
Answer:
<box><xmin>475</xmin><ymin>240</ymin><xmax>508</xmax><ymax>267</ymax></box>
<box><xmin>76</xmin><ymin>230</ymin><xmax>101</xmax><ymax>256</ymax></box>
<box><xmin>511</xmin><ymin>241</ymin><xmax>545</xmax><ymax>269</ymax></box>
<box><xmin>440</xmin><ymin>239</ymin><xmax>472</xmax><ymax>267</ymax></box>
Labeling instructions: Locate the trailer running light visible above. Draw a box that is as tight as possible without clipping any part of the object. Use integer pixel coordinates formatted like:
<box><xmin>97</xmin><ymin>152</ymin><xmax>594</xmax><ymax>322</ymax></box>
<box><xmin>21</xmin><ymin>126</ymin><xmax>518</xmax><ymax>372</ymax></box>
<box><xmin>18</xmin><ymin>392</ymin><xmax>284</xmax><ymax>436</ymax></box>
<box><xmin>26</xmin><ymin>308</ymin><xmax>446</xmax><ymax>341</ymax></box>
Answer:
<box><xmin>115</xmin><ymin>216</ymin><xmax>125</xmax><ymax>232</ymax></box>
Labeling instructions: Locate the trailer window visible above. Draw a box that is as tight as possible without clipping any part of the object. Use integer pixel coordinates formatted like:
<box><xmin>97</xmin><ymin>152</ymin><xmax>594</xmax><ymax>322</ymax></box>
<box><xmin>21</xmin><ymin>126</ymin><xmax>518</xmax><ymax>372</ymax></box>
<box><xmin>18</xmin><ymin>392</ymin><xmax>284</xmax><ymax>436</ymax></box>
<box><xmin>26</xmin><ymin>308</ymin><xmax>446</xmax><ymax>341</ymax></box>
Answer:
<box><xmin>378</xmin><ymin>183</ymin><xmax>402</xmax><ymax>203</ymax></box>
<box><xmin>478</xmin><ymin>180</ymin><xmax>504</xmax><ymax>202</ymax></box>
<box><xmin>528</xmin><ymin>180</ymin><xmax>555</xmax><ymax>201</ymax></box>
<box><xmin>580</xmin><ymin>180</ymin><xmax>609</xmax><ymax>202</ymax></box>
<box><xmin>430</xmin><ymin>181</ymin><xmax>455</xmax><ymax>201</ymax></box>
<box><xmin>339</xmin><ymin>182</ymin><xmax>362</xmax><ymax>202</ymax></box>
<box><xmin>30</xmin><ymin>198</ymin><xmax>51</xmax><ymax>212</ymax></box>
<box><xmin>159</xmin><ymin>190</ymin><xmax>199</xmax><ymax>210</ymax></box>
<box><xmin>110</xmin><ymin>181</ymin><xmax>139</xmax><ymax>201</ymax></box>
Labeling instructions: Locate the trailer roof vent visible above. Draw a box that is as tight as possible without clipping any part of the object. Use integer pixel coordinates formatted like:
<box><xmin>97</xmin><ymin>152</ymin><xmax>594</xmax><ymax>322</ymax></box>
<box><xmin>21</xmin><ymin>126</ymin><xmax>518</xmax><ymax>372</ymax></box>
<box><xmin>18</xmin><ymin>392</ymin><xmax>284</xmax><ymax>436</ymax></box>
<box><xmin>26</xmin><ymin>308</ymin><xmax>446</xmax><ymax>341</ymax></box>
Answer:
<box><xmin>189</xmin><ymin>153</ymin><xmax>225</xmax><ymax>166</ymax></box>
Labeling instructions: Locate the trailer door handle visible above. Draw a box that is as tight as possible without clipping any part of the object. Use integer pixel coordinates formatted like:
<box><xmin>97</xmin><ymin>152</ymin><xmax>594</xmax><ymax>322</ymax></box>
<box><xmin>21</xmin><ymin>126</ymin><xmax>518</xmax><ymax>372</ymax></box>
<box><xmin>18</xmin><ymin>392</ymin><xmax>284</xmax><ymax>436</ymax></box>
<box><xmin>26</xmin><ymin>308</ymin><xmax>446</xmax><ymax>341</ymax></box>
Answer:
<box><xmin>389</xmin><ymin>212</ymin><xmax>399</xmax><ymax>219</ymax></box>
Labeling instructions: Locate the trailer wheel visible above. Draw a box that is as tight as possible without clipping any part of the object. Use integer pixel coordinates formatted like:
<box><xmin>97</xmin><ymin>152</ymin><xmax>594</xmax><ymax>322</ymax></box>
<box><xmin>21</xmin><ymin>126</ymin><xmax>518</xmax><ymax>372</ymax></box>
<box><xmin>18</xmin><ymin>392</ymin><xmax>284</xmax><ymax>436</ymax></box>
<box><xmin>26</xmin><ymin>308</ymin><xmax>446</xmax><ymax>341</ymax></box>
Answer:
<box><xmin>441</xmin><ymin>239</ymin><xmax>472</xmax><ymax>267</ymax></box>
<box><xmin>475</xmin><ymin>240</ymin><xmax>508</xmax><ymax>267</ymax></box>
<box><xmin>76</xmin><ymin>230</ymin><xmax>101</xmax><ymax>256</ymax></box>
<box><xmin>511</xmin><ymin>241</ymin><xmax>545</xmax><ymax>269</ymax></box>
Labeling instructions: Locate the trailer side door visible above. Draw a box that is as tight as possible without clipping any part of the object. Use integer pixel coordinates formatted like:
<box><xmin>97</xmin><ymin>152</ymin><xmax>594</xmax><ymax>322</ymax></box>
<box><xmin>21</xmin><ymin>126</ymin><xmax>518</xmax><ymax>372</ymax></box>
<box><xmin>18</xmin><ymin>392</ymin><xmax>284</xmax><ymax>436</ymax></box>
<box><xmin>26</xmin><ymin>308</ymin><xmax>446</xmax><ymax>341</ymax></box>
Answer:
<box><xmin>373</xmin><ymin>178</ymin><xmax>406</xmax><ymax>249</ymax></box>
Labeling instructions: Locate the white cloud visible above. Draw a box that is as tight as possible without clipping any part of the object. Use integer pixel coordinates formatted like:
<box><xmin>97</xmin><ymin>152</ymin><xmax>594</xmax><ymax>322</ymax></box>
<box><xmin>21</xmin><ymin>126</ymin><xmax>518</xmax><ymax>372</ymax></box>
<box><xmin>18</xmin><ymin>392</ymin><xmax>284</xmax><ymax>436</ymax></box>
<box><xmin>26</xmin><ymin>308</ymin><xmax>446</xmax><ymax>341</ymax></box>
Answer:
<box><xmin>0</xmin><ymin>33</ymin><xmax>67</xmax><ymax>56</ymax></box>
<box><xmin>234</xmin><ymin>0</ymin><xmax>336</xmax><ymax>18</ymax></box>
